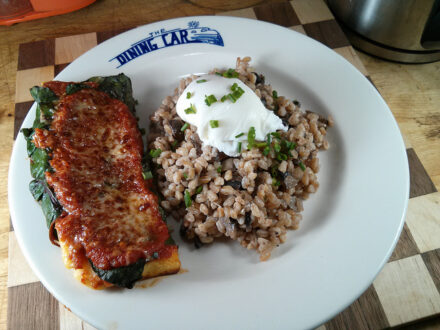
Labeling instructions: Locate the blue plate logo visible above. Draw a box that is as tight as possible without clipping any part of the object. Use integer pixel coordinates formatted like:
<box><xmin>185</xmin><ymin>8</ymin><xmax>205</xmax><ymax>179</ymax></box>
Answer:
<box><xmin>110</xmin><ymin>21</ymin><xmax>224</xmax><ymax>68</ymax></box>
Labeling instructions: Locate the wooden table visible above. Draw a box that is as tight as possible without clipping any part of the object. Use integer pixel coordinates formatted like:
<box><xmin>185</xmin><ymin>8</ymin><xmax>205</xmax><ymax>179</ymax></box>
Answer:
<box><xmin>1</xmin><ymin>0</ymin><xmax>439</xmax><ymax>329</ymax></box>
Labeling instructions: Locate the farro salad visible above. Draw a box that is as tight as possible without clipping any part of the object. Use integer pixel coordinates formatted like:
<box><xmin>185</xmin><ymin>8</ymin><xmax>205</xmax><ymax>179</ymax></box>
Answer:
<box><xmin>148</xmin><ymin>57</ymin><xmax>333</xmax><ymax>261</ymax></box>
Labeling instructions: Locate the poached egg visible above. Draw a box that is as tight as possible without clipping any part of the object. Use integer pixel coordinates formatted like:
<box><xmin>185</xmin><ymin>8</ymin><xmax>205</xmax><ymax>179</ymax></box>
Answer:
<box><xmin>176</xmin><ymin>74</ymin><xmax>287</xmax><ymax>156</ymax></box>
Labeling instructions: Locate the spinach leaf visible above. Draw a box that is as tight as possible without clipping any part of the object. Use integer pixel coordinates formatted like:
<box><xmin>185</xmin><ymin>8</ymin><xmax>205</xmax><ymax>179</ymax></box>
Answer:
<box><xmin>32</xmin><ymin>105</ymin><xmax>45</xmax><ymax>130</ymax></box>
<box><xmin>29</xmin><ymin>179</ymin><xmax>62</xmax><ymax>228</ymax></box>
<box><xmin>41</xmin><ymin>192</ymin><xmax>62</xmax><ymax>228</ymax></box>
<box><xmin>22</xmin><ymin>128</ymin><xmax>37</xmax><ymax>157</ymax></box>
<box><xmin>23</xmin><ymin>84</ymin><xmax>63</xmax><ymax>230</ymax></box>
<box><xmin>30</xmin><ymin>148</ymin><xmax>49</xmax><ymax>180</ymax></box>
<box><xmin>30</xmin><ymin>86</ymin><xmax>57</xmax><ymax>104</ymax></box>
<box><xmin>29</xmin><ymin>180</ymin><xmax>45</xmax><ymax>201</ymax></box>
<box><xmin>90</xmin><ymin>258</ymin><xmax>146</xmax><ymax>289</ymax></box>
<box><xmin>87</xmin><ymin>74</ymin><xmax>136</xmax><ymax>114</ymax></box>
<box><xmin>66</xmin><ymin>83</ymin><xmax>91</xmax><ymax>95</ymax></box>
<box><xmin>39</xmin><ymin>103</ymin><xmax>56</xmax><ymax>121</ymax></box>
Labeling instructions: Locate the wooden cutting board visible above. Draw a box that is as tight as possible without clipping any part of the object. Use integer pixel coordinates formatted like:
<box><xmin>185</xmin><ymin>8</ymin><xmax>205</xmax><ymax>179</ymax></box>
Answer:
<box><xmin>8</xmin><ymin>1</ymin><xmax>440</xmax><ymax>329</ymax></box>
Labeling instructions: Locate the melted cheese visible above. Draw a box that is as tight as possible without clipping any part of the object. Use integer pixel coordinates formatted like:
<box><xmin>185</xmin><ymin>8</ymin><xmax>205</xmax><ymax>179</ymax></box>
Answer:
<box><xmin>34</xmin><ymin>84</ymin><xmax>180</xmax><ymax>288</ymax></box>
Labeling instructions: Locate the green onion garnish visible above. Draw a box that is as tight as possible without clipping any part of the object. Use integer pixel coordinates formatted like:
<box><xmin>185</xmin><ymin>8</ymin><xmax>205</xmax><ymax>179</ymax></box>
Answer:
<box><xmin>196</xmin><ymin>185</ymin><xmax>203</xmax><ymax>194</ymax></box>
<box><xmin>271</xmin><ymin>132</ymin><xmax>281</xmax><ymax>140</ymax></box>
<box><xmin>216</xmin><ymin>166</ymin><xmax>222</xmax><ymax>173</ymax></box>
<box><xmin>237</xmin><ymin>142</ymin><xmax>242</xmax><ymax>153</ymax></box>
<box><xmin>235</xmin><ymin>132</ymin><xmax>244</xmax><ymax>138</ymax></box>
<box><xmin>215</xmin><ymin>72</ymin><xmax>222</xmax><ymax>76</ymax></box>
<box><xmin>272</xmin><ymin>178</ymin><xmax>281</xmax><ymax>187</ymax></box>
<box><xmin>183</xmin><ymin>173</ymin><xmax>188</xmax><ymax>179</ymax></box>
<box><xmin>247</xmin><ymin>126</ymin><xmax>256</xmax><ymax>149</ymax></box>
<box><xmin>278</xmin><ymin>153</ymin><xmax>288</xmax><ymax>161</ymax></box>
<box><xmin>184</xmin><ymin>104</ymin><xmax>196</xmax><ymax>114</ymax></box>
<box><xmin>184</xmin><ymin>190</ymin><xmax>192</xmax><ymax>208</ymax></box>
<box><xmin>299</xmin><ymin>161</ymin><xmax>306</xmax><ymax>171</ymax></box>
<box><xmin>274</xmin><ymin>143</ymin><xmax>281</xmax><ymax>153</ymax></box>
<box><xmin>220</xmin><ymin>95</ymin><xmax>228</xmax><ymax>102</ymax></box>
<box><xmin>255</xmin><ymin>142</ymin><xmax>267</xmax><ymax>148</ymax></box>
<box><xmin>285</xmin><ymin>141</ymin><xmax>296</xmax><ymax>150</ymax></box>
<box><xmin>181</xmin><ymin>123</ymin><xmax>189</xmax><ymax>131</ymax></box>
<box><xmin>209</xmin><ymin>120</ymin><xmax>219</xmax><ymax>128</ymax></box>
<box><xmin>230</xmin><ymin>83</ymin><xmax>245</xmax><ymax>100</ymax></box>
<box><xmin>186</xmin><ymin>92</ymin><xmax>192</xmax><ymax>99</ymax></box>
<box><xmin>142</xmin><ymin>171</ymin><xmax>153</xmax><ymax>180</ymax></box>
<box><xmin>197</xmin><ymin>79</ymin><xmax>207</xmax><ymax>83</ymax></box>
<box><xmin>171</xmin><ymin>140</ymin><xmax>178</xmax><ymax>150</ymax></box>
<box><xmin>263</xmin><ymin>147</ymin><xmax>270</xmax><ymax>156</ymax></box>
<box><xmin>222</xmin><ymin>68</ymin><xmax>239</xmax><ymax>78</ymax></box>
<box><xmin>227</xmin><ymin>93</ymin><xmax>237</xmax><ymax>103</ymax></box>
<box><xmin>232</xmin><ymin>89</ymin><xmax>244</xmax><ymax>100</ymax></box>
<box><xmin>272</xmin><ymin>90</ymin><xmax>278</xmax><ymax>99</ymax></box>
<box><xmin>205</xmin><ymin>94</ymin><xmax>217</xmax><ymax>106</ymax></box>
<box><xmin>149</xmin><ymin>148</ymin><xmax>162</xmax><ymax>158</ymax></box>
<box><xmin>266</xmin><ymin>133</ymin><xmax>271</xmax><ymax>145</ymax></box>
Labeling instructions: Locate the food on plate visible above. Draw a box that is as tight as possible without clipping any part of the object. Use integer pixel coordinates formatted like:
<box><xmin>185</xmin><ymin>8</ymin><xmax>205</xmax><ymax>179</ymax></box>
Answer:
<box><xmin>22</xmin><ymin>74</ymin><xmax>180</xmax><ymax>289</ymax></box>
<box><xmin>148</xmin><ymin>57</ymin><xmax>333</xmax><ymax>261</ymax></box>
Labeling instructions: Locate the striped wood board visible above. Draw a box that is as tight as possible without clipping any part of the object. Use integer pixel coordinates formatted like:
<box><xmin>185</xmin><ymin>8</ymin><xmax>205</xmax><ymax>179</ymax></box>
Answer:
<box><xmin>8</xmin><ymin>1</ymin><xmax>440</xmax><ymax>329</ymax></box>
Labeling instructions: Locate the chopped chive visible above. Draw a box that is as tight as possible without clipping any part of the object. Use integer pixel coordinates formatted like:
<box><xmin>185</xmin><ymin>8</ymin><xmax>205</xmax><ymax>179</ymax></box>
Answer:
<box><xmin>299</xmin><ymin>161</ymin><xmax>306</xmax><ymax>171</ymax></box>
<box><xmin>272</xmin><ymin>90</ymin><xmax>278</xmax><ymax>99</ymax></box>
<box><xmin>272</xmin><ymin>178</ymin><xmax>281</xmax><ymax>187</ymax></box>
<box><xmin>280</xmin><ymin>153</ymin><xmax>288</xmax><ymax>161</ymax></box>
<box><xmin>183</xmin><ymin>173</ymin><xmax>188</xmax><ymax>179</ymax></box>
<box><xmin>237</xmin><ymin>142</ymin><xmax>242</xmax><ymax>153</ymax></box>
<box><xmin>220</xmin><ymin>95</ymin><xmax>228</xmax><ymax>102</ymax></box>
<box><xmin>209</xmin><ymin>120</ymin><xmax>219</xmax><ymax>128</ymax></box>
<box><xmin>263</xmin><ymin>146</ymin><xmax>270</xmax><ymax>156</ymax></box>
<box><xmin>227</xmin><ymin>93</ymin><xmax>237</xmax><ymax>103</ymax></box>
<box><xmin>222</xmin><ymin>68</ymin><xmax>239</xmax><ymax>78</ymax></box>
<box><xmin>247</xmin><ymin>126</ymin><xmax>256</xmax><ymax>149</ymax></box>
<box><xmin>184</xmin><ymin>190</ymin><xmax>192</xmax><ymax>208</ymax></box>
<box><xmin>186</xmin><ymin>92</ymin><xmax>192</xmax><ymax>99</ymax></box>
<box><xmin>266</xmin><ymin>133</ymin><xmax>271</xmax><ymax>145</ymax></box>
<box><xmin>216</xmin><ymin>166</ymin><xmax>222</xmax><ymax>173</ymax></box>
<box><xmin>274</xmin><ymin>143</ymin><xmax>281</xmax><ymax>153</ymax></box>
<box><xmin>235</xmin><ymin>132</ymin><xmax>244</xmax><ymax>138</ymax></box>
<box><xmin>271</xmin><ymin>132</ymin><xmax>281</xmax><ymax>140</ymax></box>
<box><xmin>215</xmin><ymin>72</ymin><xmax>222</xmax><ymax>76</ymax></box>
<box><xmin>184</xmin><ymin>104</ymin><xmax>196</xmax><ymax>114</ymax></box>
<box><xmin>232</xmin><ymin>89</ymin><xmax>244</xmax><ymax>100</ymax></box>
<box><xmin>196</xmin><ymin>185</ymin><xmax>203</xmax><ymax>194</ymax></box>
<box><xmin>149</xmin><ymin>148</ymin><xmax>162</xmax><ymax>158</ymax></box>
<box><xmin>181</xmin><ymin>123</ymin><xmax>189</xmax><ymax>131</ymax></box>
<box><xmin>205</xmin><ymin>94</ymin><xmax>217</xmax><ymax>106</ymax></box>
<box><xmin>271</xmin><ymin>165</ymin><xmax>278</xmax><ymax>178</ymax></box>
<box><xmin>231</xmin><ymin>83</ymin><xmax>238</xmax><ymax>91</ymax></box>
<box><xmin>197</xmin><ymin>79</ymin><xmax>207</xmax><ymax>83</ymax></box>
<box><xmin>142</xmin><ymin>171</ymin><xmax>153</xmax><ymax>180</ymax></box>
<box><xmin>255</xmin><ymin>142</ymin><xmax>267</xmax><ymax>148</ymax></box>
<box><xmin>171</xmin><ymin>140</ymin><xmax>178</xmax><ymax>150</ymax></box>
<box><xmin>285</xmin><ymin>141</ymin><xmax>297</xmax><ymax>150</ymax></box>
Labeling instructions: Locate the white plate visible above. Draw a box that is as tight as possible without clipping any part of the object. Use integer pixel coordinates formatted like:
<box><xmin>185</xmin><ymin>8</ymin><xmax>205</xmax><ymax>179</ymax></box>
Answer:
<box><xmin>9</xmin><ymin>16</ymin><xmax>409</xmax><ymax>330</ymax></box>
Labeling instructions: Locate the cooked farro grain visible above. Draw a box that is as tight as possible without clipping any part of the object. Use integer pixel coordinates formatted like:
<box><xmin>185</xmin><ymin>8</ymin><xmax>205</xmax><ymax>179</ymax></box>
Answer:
<box><xmin>148</xmin><ymin>57</ymin><xmax>333</xmax><ymax>261</ymax></box>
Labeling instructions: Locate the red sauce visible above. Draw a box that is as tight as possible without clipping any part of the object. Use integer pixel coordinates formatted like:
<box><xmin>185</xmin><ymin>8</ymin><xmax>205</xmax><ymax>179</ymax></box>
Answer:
<box><xmin>34</xmin><ymin>84</ymin><xmax>174</xmax><ymax>270</ymax></box>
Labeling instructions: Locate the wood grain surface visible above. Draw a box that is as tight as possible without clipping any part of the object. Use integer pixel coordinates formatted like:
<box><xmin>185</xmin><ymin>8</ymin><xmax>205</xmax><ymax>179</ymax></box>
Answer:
<box><xmin>1</xmin><ymin>0</ymin><xmax>440</xmax><ymax>329</ymax></box>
